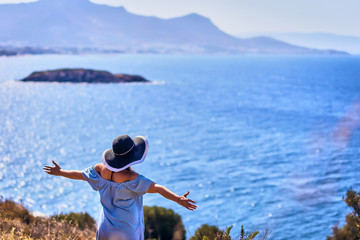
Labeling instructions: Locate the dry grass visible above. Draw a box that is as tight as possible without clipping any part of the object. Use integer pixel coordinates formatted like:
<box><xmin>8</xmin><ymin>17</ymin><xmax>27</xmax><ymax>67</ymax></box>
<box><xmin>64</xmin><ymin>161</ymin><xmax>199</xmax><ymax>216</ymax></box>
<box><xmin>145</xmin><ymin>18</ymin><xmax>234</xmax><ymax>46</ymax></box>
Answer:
<box><xmin>0</xmin><ymin>199</ymin><xmax>96</xmax><ymax>240</ymax></box>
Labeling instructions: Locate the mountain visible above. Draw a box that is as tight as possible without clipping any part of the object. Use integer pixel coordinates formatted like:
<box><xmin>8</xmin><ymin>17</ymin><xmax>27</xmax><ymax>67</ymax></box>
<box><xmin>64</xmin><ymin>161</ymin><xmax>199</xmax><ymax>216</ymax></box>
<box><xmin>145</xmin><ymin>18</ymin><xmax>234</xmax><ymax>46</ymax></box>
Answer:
<box><xmin>238</xmin><ymin>32</ymin><xmax>359</xmax><ymax>54</ymax></box>
<box><xmin>0</xmin><ymin>0</ymin><xmax>348</xmax><ymax>54</ymax></box>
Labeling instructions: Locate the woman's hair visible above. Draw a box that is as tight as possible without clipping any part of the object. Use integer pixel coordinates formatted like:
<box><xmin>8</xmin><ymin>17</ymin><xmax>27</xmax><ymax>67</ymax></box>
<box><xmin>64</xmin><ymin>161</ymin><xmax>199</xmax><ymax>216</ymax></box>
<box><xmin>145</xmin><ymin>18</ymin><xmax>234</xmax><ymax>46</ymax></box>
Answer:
<box><xmin>125</xmin><ymin>167</ymin><xmax>132</xmax><ymax>172</ymax></box>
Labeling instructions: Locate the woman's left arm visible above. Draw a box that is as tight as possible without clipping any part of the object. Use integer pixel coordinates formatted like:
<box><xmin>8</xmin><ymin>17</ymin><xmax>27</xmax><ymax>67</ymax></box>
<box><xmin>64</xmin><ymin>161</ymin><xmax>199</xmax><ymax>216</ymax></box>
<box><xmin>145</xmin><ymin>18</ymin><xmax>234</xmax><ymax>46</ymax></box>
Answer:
<box><xmin>43</xmin><ymin>160</ymin><xmax>85</xmax><ymax>180</ymax></box>
<box><xmin>147</xmin><ymin>183</ymin><xmax>197</xmax><ymax>211</ymax></box>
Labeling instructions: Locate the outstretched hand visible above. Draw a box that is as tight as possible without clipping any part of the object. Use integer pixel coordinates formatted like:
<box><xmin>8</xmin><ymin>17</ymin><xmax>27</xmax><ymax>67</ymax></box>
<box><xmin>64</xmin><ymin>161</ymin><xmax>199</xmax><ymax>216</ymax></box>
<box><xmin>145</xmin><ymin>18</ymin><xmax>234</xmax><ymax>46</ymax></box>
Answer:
<box><xmin>43</xmin><ymin>160</ymin><xmax>62</xmax><ymax>176</ymax></box>
<box><xmin>177</xmin><ymin>191</ymin><xmax>197</xmax><ymax>211</ymax></box>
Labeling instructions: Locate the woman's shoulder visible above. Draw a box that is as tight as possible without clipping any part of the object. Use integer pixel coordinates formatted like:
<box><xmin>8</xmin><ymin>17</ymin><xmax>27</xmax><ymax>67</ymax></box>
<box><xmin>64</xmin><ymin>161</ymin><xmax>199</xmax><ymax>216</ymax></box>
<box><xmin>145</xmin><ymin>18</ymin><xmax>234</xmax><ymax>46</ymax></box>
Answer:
<box><xmin>94</xmin><ymin>163</ymin><xmax>103</xmax><ymax>173</ymax></box>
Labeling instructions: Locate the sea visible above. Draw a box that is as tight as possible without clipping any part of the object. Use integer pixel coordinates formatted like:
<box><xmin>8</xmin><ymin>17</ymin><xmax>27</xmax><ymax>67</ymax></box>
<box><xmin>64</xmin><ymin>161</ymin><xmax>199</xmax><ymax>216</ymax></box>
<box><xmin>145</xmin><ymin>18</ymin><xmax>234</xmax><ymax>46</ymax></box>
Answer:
<box><xmin>0</xmin><ymin>54</ymin><xmax>360</xmax><ymax>239</ymax></box>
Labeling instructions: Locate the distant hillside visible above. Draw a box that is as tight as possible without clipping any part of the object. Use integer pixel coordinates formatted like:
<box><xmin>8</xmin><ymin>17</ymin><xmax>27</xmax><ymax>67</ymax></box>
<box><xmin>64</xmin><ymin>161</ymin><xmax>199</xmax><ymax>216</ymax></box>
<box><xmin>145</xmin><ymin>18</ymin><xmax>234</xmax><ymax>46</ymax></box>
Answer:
<box><xmin>238</xmin><ymin>32</ymin><xmax>359</xmax><ymax>54</ymax></box>
<box><xmin>0</xmin><ymin>0</ymin><xmax>348</xmax><ymax>54</ymax></box>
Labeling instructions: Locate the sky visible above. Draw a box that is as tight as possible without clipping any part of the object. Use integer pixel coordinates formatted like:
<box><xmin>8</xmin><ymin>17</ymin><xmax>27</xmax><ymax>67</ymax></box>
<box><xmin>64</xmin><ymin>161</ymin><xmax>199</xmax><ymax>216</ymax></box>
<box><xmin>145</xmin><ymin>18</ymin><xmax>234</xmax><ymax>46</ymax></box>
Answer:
<box><xmin>1</xmin><ymin>0</ymin><xmax>360</xmax><ymax>37</ymax></box>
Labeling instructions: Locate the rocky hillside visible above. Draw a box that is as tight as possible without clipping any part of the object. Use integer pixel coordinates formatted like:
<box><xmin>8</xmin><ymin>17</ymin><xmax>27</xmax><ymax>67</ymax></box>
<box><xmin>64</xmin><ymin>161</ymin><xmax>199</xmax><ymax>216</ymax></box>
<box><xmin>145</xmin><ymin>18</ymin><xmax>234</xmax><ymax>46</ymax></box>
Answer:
<box><xmin>21</xmin><ymin>69</ymin><xmax>150</xmax><ymax>83</ymax></box>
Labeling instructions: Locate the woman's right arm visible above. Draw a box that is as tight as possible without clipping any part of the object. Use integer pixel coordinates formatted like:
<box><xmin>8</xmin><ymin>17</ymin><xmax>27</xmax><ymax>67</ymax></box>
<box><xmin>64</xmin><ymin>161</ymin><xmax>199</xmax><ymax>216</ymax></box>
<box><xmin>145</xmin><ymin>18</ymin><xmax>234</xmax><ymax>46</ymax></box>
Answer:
<box><xmin>43</xmin><ymin>160</ymin><xmax>85</xmax><ymax>180</ymax></box>
<box><xmin>147</xmin><ymin>183</ymin><xmax>197</xmax><ymax>211</ymax></box>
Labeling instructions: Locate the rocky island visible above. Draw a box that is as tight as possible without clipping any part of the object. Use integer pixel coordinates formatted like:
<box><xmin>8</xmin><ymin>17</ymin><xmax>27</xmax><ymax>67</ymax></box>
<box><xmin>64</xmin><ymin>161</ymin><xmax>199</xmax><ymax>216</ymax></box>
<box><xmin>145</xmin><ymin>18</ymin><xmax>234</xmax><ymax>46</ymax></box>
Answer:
<box><xmin>21</xmin><ymin>69</ymin><xmax>150</xmax><ymax>83</ymax></box>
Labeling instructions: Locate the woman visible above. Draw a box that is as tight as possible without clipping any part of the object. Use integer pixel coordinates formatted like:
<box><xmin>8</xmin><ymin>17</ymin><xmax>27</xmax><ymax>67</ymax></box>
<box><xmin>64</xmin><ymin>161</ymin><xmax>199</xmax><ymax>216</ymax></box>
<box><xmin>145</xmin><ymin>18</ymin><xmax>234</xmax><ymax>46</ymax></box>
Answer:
<box><xmin>43</xmin><ymin>135</ymin><xmax>197</xmax><ymax>240</ymax></box>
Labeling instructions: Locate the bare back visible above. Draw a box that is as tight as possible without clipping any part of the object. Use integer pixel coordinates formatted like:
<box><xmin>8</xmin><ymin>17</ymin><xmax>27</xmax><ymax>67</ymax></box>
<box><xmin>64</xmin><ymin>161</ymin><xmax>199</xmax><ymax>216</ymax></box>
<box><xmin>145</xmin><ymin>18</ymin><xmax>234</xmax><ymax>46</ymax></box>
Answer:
<box><xmin>95</xmin><ymin>163</ymin><xmax>139</xmax><ymax>183</ymax></box>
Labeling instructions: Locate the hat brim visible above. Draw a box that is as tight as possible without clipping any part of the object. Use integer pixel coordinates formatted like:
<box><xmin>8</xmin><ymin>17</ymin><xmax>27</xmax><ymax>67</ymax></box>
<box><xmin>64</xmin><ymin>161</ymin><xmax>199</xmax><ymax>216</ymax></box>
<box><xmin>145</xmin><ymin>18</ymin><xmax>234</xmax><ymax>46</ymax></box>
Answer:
<box><xmin>102</xmin><ymin>136</ymin><xmax>148</xmax><ymax>172</ymax></box>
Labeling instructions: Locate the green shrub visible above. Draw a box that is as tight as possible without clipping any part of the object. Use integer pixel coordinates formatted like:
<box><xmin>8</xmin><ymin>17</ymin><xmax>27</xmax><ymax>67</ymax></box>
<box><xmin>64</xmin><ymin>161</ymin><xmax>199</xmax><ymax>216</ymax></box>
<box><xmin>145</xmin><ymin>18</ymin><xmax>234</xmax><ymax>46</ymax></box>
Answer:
<box><xmin>190</xmin><ymin>224</ymin><xmax>226</xmax><ymax>240</ymax></box>
<box><xmin>144</xmin><ymin>206</ymin><xmax>185</xmax><ymax>240</ymax></box>
<box><xmin>239</xmin><ymin>225</ymin><xmax>259</xmax><ymax>240</ymax></box>
<box><xmin>328</xmin><ymin>188</ymin><xmax>360</xmax><ymax>240</ymax></box>
<box><xmin>190</xmin><ymin>224</ymin><xmax>264</xmax><ymax>240</ymax></box>
<box><xmin>52</xmin><ymin>212</ymin><xmax>96</xmax><ymax>230</ymax></box>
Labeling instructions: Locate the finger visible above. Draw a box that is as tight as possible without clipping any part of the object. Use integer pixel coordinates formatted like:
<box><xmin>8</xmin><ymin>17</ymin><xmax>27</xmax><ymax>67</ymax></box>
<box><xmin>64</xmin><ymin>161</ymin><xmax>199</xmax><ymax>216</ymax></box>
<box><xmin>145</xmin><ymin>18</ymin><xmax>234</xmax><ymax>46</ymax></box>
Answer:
<box><xmin>188</xmin><ymin>199</ymin><xmax>196</xmax><ymax>203</ymax></box>
<box><xmin>183</xmin><ymin>191</ymin><xmax>190</xmax><ymax>198</ymax></box>
<box><xmin>182</xmin><ymin>202</ymin><xmax>196</xmax><ymax>210</ymax></box>
<box><xmin>187</xmin><ymin>203</ymin><xmax>197</xmax><ymax>209</ymax></box>
<box><xmin>187</xmin><ymin>206</ymin><xmax>195</xmax><ymax>211</ymax></box>
<box><xmin>52</xmin><ymin>160</ymin><xmax>59</xmax><ymax>167</ymax></box>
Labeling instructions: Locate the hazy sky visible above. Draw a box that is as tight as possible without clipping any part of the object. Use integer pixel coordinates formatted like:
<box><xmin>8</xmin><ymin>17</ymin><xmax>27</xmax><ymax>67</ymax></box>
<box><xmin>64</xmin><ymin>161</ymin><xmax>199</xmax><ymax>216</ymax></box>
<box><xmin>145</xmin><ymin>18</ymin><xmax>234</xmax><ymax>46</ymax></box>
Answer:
<box><xmin>1</xmin><ymin>0</ymin><xmax>360</xmax><ymax>37</ymax></box>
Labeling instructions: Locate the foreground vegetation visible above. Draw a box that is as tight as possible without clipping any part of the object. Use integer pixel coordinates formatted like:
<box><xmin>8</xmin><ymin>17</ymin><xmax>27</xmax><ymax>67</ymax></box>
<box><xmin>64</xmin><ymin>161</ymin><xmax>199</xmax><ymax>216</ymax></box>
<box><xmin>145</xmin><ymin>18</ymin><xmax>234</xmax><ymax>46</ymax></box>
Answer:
<box><xmin>1</xmin><ymin>198</ymin><xmax>271</xmax><ymax>240</ymax></box>
<box><xmin>190</xmin><ymin>224</ymin><xmax>270</xmax><ymax>240</ymax></box>
<box><xmin>327</xmin><ymin>188</ymin><xmax>360</xmax><ymax>240</ymax></box>
<box><xmin>0</xmin><ymin>197</ymin><xmax>268</xmax><ymax>240</ymax></box>
<box><xmin>0</xmin><ymin>198</ymin><xmax>96</xmax><ymax>240</ymax></box>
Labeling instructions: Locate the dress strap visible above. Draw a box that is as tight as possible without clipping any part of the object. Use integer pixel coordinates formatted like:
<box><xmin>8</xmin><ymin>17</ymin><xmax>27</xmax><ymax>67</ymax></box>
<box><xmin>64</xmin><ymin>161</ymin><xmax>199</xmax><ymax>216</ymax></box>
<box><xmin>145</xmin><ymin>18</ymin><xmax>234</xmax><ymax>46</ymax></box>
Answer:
<box><xmin>110</xmin><ymin>171</ymin><xmax>114</xmax><ymax>181</ymax></box>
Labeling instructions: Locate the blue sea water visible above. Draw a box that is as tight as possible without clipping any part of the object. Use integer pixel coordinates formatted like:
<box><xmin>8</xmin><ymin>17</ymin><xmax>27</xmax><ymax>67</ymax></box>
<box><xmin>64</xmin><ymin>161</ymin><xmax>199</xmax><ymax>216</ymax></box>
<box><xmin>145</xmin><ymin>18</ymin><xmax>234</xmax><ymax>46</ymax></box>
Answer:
<box><xmin>0</xmin><ymin>54</ymin><xmax>360</xmax><ymax>239</ymax></box>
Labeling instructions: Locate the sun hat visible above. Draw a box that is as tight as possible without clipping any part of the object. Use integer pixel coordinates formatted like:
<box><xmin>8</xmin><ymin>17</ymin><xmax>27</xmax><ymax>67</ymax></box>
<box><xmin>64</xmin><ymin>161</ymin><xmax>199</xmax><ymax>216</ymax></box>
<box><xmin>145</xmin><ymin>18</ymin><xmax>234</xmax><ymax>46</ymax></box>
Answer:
<box><xmin>102</xmin><ymin>135</ymin><xmax>148</xmax><ymax>172</ymax></box>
